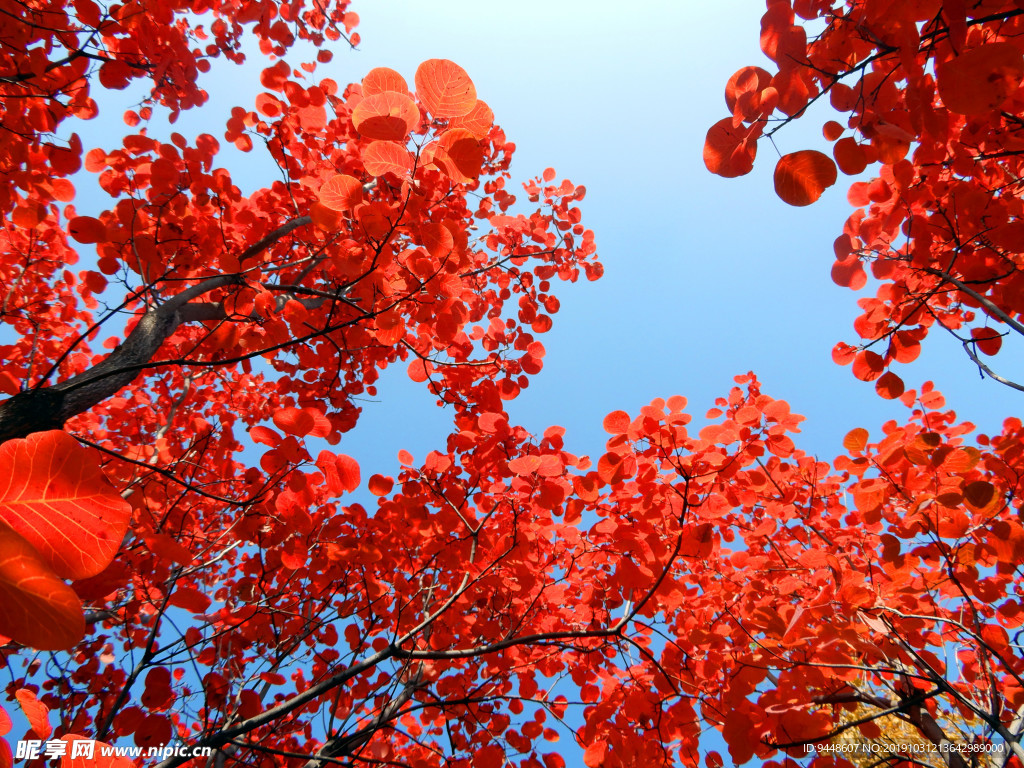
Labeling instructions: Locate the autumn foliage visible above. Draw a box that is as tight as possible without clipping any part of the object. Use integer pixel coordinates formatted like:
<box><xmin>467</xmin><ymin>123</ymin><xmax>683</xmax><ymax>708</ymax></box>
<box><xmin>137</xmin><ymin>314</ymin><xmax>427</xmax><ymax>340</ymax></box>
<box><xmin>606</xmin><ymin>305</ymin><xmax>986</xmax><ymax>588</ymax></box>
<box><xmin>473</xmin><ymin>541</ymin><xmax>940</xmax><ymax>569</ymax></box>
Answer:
<box><xmin>3</xmin><ymin>0</ymin><xmax>1024</xmax><ymax>767</ymax></box>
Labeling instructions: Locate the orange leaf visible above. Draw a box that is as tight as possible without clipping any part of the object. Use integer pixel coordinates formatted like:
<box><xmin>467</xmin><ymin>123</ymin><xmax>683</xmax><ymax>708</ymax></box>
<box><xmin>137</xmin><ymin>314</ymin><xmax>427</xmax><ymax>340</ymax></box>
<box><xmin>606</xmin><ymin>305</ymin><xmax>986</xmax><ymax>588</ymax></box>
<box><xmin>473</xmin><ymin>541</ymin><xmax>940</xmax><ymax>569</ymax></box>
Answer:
<box><xmin>938</xmin><ymin>42</ymin><xmax>1024</xmax><ymax>114</ymax></box>
<box><xmin>433</xmin><ymin>129</ymin><xmax>484</xmax><ymax>183</ymax></box>
<box><xmin>415</xmin><ymin>59</ymin><xmax>477</xmax><ymax>118</ymax></box>
<box><xmin>774</xmin><ymin>150</ymin><xmax>837</xmax><ymax>206</ymax></box>
<box><xmin>843</xmin><ymin>427</ymin><xmax>869</xmax><ymax>453</ymax></box>
<box><xmin>0</xmin><ymin>526</ymin><xmax>85</xmax><ymax>650</ymax></box>
<box><xmin>448</xmin><ymin>99</ymin><xmax>494</xmax><ymax>138</ymax></box>
<box><xmin>362</xmin><ymin>67</ymin><xmax>409</xmax><ymax>96</ymax></box>
<box><xmin>362</xmin><ymin>141</ymin><xmax>413</xmax><ymax>178</ymax></box>
<box><xmin>318</xmin><ymin>174</ymin><xmax>363</xmax><ymax>212</ymax></box>
<box><xmin>352</xmin><ymin>91</ymin><xmax>419</xmax><ymax>141</ymax></box>
<box><xmin>309</xmin><ymin>201</ymin><xmax>344</xmax><ymax>231</ymax></box>
<box><xmin>16</xmin><ymin>688</ymin><xmax>51</xmax><ymax>739</ymax></box>
<box><xmin>0</xmin><ymin>431</ymin><xmax>131</xmax><ymax>580</ymax></box>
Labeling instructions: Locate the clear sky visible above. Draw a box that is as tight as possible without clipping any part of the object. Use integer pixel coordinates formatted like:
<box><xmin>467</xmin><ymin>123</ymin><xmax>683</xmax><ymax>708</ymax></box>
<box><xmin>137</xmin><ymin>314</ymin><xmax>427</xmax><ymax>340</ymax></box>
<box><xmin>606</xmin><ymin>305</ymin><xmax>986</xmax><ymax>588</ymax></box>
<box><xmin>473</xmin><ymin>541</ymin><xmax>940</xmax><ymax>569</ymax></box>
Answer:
<box><xmin>73</xmin><ymin>0</ymin><xmax>1024</xmax><ymax>481</ymax></box>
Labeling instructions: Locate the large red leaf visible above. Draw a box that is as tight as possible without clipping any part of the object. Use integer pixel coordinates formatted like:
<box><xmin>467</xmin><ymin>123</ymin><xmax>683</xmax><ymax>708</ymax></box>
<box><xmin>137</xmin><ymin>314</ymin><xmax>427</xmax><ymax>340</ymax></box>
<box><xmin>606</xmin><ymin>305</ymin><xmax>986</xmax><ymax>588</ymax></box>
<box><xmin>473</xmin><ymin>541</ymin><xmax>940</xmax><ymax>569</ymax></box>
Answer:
<box><xmin>318</xmin><ymin>174</ymin><xmax>363</xmax><ymax>212</ymax></box>
<box><xmin>773</xmin><ymin>150</ymin><xmax>837</xmax><ymax>206</ymax></box>
<box><xmin>15</xmin><ymin>689</ymin><xmax>51</xmax><ymax>739</ymax></box>
<box><xmin>362</xmin><ymin>141</ymin><xmax>413</xmax><ymax>178</ymax></box>
<box><xmin>448</xmin><ymin>99</ymin><xmax>494</xmax><ymax>138</ymax></box>
<box><xmin>0</xmin><ymin>525</ymin><xmax>85</xmax><ymax>650</ymax></box>
<box><xmin>937</xmin><ymin>42</ymin><xmax>1024</xmax><ymax>114</ymax></box>
<box><xmin>432</xmin><ymin>129</ymin><xmax>484</xmax><ymax>182</ymax></box>
<box><xmin>703</xmin><ymin>118</ymin><xmax>757</xmax><ymax>178</ymax></box>
<box><xmin>0</xmin><ymin>430</ymin><xmax>131</xmax><ymax>580</ymax></box>
<box><xmin>361</xmin><ymin>67</ymin><xmax>409</xmax><ymax>96</ymax></box>
<box><xmin>352</xmin><ymin>91</ymin><xmax>419</xmax><ymax>141</ymax></box>
<box><xmin>415</xmin><ymin>59</ymin><xmax>477</xmax><ymax>118</ymax></box>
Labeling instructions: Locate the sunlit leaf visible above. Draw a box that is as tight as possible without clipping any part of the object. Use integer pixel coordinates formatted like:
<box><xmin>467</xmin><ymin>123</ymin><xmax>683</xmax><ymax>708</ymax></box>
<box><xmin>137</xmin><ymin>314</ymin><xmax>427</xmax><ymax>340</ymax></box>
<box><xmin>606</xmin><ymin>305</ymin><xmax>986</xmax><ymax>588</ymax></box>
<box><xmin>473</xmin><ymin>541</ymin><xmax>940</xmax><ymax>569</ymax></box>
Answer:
<box><xmin>318</xmin><ymin>174</ymin><xmax>363</xmax><ymax>212</ymax></box>
<box><xmin>774</xmin><ymin>150</ymin><xmax>837</xmax><ymax>206</ymax></box>
<box><xmin>415</xmin><ymin>59</ymin><xmax>477</xmax><ymax>118</ymax></box>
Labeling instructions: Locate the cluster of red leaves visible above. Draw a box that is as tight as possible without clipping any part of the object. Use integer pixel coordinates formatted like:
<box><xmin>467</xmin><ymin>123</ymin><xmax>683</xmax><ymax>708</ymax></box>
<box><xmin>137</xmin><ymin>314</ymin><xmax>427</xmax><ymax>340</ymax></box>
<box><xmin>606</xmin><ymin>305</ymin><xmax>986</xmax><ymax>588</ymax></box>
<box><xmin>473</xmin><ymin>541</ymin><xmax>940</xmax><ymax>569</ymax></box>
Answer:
<box><xmin>707</xmin><ymin>0</ymin><xmax>1024</xmax><ymax>398</ymax></box>
<box><xmin>1</xmin><ymin>2</ymin><xmax>606</xmax><ymax>763</ymax></box>
<box><xmin>1</xmin><ymin>0</ymin><xmax>359</xmax><ymax>219</ymax></box>
<box><xmin>5</xmin><ymin>0</ymin><xmax>1024</xmax><ymax>767</ymax></box>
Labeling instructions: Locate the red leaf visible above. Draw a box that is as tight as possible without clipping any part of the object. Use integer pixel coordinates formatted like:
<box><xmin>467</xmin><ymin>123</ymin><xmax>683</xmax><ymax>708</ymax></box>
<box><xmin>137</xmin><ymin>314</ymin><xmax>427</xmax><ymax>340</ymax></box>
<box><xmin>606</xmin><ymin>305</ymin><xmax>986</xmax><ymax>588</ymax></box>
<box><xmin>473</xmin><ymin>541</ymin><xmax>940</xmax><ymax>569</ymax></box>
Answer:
<box><xmin>273</xmin><ymin>407</ymin><xmax>315</xmax><ymax>437</ymax></box>
<box><xmin>0</xmin><ymin>431</ymin><xmax>131</xmax><ymax>581</ymax></box>
<box><xmin>822</xmin><ymin>120</ymin><xmax>844</xmax><ymax>141</ymax></box>
<box><xmin>134</xmin><ymin>714</ymin><xmax>171</xmax><ymax>749</ymax></box>
<box><xmin>937</xmin><ymin>42</ymin><xmax>1024</xmax><ymax>114</ymax></box>
<box><xmin>15</xmin><ymin>688</ymin><xmax>52</xmax><ymax>739</ymax></box>
<box><xmin>431</xmin><ymin>129</ymin><xmax>484</xmax><ymax>183</ymax></box>
<box><xmin>603</xmin><ymin>410</ymin><xmax>630</xmax><ymax>435</ymax></box>
<box><xmin>318</xmin><ymin>174</ymin><xmax>363</xmax><ymax>212</ymax></box>
<box><xmin>875</xmin><ymin>370</ymin><xmax>905</xmax><ymax>399</ymax></box>
<box><xmin>415</xmin><ymin>59</ymin><xmax>477</xmax><ymax>118</ymax></box>
<box><xmin>336</xmin><ymin>455</ymin><xmax>360</xmax><ymax>493</ymax></box>
<box><xmin>68</xmin><ymin>216</ymin><xmax>106</xmax><ymax>244</ymax></box>
<box><xmin>352</xmin><ymin>91</ymin><xmax>419</xmax><ymax>141</ymax></box>
<box><xmin>831</xmin><ymin>257</ymin><xmax>866</xmax><ymax>289</ymax></box>
<box><xmin>250</xmin><ymin>425</ymin><xmax>281</xmax><ymax>447</ymax></box>
<box><xmin>368</xmin><ymin>475</ymin><xmax>393</xmax><ymax>496</ymax></box>
<box><xmin>833</xmin><ymin>137</ymin><xmax>868</xmax><ymax>175</ymax></box>
<box><xmin>724</xmin><ymin>66</ymin><xmax>772</xmax><ymax>122</ymax></box>
<box><xmin>971</xmin><ymin>327</ymin><xmax>1003</xmax><ymax>356</ymax></box>
<box><xmin>964</xmin><ymin>480</ymin><xmax>997</xmax><ymax>512</ymax></box>
<box><xmin>362</xmin><ymin>141</ymin><xmax>413</xmax><ymax>178</ymax></box>
<box><xmin>407</xmin><ymin>359</ymin><xmax>430</xmax><ymax>383</ymax></box>
<box><xmin>851</xmin><ymin>350</ymin><xmax>885</xmax><ymax>381</ymax></box>
<box><xmin>362</xmin><ymin>67</ymin><xmax>409</xmax><ymax>96</ymax></box>
<box><xmin>168</xmin><ymin>586</ymin><xmax>212</xmax><ymax>613</ymax></box>
<box><xmin>309</xmin><ymin>201</ymin><xmax>345</xmax><ymax>231</ymax></box>
<box><xmin>774</xmin><ymin>150</ymin><xmax>837</xmax><ymax>206</ymax></box>
<box><xmin>679</xmin><ymin>523</ymin><xmax>715</xmax><ymax>559</ymax></box>
<box><xmin>0</xmin><ymin>526</ymin><xmax>86</xmax><ymax>650</ymax></box>
<box><xmin>374</xmin><ymin>310</ymin><xmax>405</xmax><ymax>346</ymax></box>
<box><xmin>448</xmin><ymin>99</ymin><xmax>494</xmax><ymax>138</ymax></box>
<box><xmin>704</xmin><ymin>118</ymin><xmax>758</xmax><ymax>178</ymax></box>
